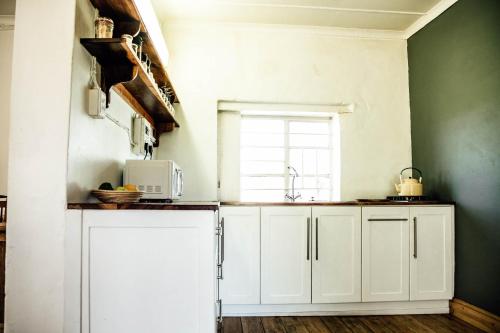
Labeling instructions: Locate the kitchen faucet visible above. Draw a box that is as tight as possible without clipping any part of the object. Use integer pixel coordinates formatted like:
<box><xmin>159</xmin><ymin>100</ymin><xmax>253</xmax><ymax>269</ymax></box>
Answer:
<box><xmin>285</xmin><ymin>166</ymin><xmax>301</xmax><ymax>202</ymax></box>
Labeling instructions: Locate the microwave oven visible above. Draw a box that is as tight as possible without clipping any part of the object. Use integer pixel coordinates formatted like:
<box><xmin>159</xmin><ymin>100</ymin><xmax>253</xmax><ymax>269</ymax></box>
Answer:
<box><xmin>124</xmin><ymin>160</ymin><xmax>183</xmax><ymax>200</ymax></box>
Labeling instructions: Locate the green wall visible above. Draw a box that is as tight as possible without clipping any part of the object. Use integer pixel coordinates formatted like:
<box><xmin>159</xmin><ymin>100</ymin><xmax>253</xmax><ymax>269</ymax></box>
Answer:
<box><xmin>408</xmin><ymin>0</ymin><xmax>500</xmax><ymax>315</ymax></box>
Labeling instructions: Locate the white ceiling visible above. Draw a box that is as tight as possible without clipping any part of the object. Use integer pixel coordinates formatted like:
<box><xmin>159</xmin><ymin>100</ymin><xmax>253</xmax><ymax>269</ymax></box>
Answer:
<box><xmin>151</xmin><ymin>0</ymin><xmax>456</xmax><ymax>36</ymax></box>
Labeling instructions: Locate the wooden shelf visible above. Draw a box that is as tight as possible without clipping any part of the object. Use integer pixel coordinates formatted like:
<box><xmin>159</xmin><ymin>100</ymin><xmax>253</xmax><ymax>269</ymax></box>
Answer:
<box><xmin>81</xmin><ymin>37</ymin><xmax>179</xmax><ymax>128</ymax></box>
<box><xmin>89</xmin><ymin>0</ymin><xmax>178</xmax><ymax>98</ymax></box>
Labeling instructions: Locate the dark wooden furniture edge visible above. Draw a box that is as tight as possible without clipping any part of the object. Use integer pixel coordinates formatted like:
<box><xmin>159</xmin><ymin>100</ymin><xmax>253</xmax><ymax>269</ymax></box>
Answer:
<box><xmin>89</xmin><ymin>0</ymin><xmax>179</xmax><ymax>102</ymax></box>
<box><xmin>221</xmin><ymin>201</ymin><xmax>456</xmax><ymax>206</ymax></box>
<box><xmin>450</xmin><ymin>298</ymin><xmax>500</xmax><ymax>333</ymax></box>
<box><xmin>80</xmin><ymin>38</ymin><xmax>179</xmax><ymax>129</ymax></box>
<box><xmin>68</xmin><ymin>202</ymin><xmax>219</xmax><ymax>211</ymax></box>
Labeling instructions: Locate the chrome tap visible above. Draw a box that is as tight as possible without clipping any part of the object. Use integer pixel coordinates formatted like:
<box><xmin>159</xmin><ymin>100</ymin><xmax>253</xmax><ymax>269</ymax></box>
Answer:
<box><xmin>285</xmin><ymin>166</ymin><xmax>301</xmax><ymax>202</ymax></box>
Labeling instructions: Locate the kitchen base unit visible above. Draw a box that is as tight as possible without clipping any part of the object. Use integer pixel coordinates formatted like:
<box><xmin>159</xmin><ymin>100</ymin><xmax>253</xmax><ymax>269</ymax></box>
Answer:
<box><xmin>219</xmin><ymin>204</ymin><xmax>454</xmax><ymax>317</ymax></box>
<box><xmin>77</xmin><ymin>208</ymin><xmax>218</xmax><ymax>333</ymax></box>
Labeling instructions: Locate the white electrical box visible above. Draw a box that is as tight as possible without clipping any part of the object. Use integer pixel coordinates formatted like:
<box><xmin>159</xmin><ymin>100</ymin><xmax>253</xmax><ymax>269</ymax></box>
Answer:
<box><xmin>133</xmin><ymin>117</ymin><xmax>156</xmax><ymax>155</ymax></box>
<box><xmin>88</xmin><ymin>88</ymin><xmax>107</xmax><ymax>118</ymax></box>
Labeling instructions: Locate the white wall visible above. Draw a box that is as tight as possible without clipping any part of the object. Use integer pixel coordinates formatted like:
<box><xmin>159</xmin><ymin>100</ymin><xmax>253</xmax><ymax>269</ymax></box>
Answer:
<box><xmin>0</xmin><ymin>25</ymin><xmax>14</xmax><ymax>195</ymax></box>
<box><xmin>158</xmin><ymin>23</ymin><xmax>412</xmax><ymax>201</ymax></box>
<box><xmin>6</xmin><ymin>0</ymin><xmax>75</xmax><ymax>332</ymax></box>
<box><xmin>66</xmin><ymin>0</ymin><xmax>141</xmax><ymax>202</ymax></box>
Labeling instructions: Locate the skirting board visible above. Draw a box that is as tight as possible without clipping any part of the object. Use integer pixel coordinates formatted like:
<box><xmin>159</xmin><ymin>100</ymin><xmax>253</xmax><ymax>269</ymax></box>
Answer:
<box><xmin>450</xmin><ymin>298</ymin><xmax>500</xmax><ymax>333</ymax></box>
<box><xmin>223</xmin><ymin>300</ymin><xmax>449</xmax><ymax>317</ymax></box>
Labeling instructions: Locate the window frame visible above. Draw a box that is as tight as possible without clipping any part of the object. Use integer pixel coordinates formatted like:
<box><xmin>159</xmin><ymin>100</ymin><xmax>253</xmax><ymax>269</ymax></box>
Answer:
<box><xmin>240</xmin><ymin>115</ymin><xmax>334</xmax><ymax>201</ymax></box>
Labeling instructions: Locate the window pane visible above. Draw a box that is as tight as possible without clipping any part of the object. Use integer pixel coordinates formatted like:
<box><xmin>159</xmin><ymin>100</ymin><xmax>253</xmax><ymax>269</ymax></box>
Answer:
<box><xmin>289</xmin><ymin>149</ymin><xmax>303</xmax><ymax>174</ymax></box>
<box><xmin>318</xmin><ymin>190</ymin><xmax>331</xmax><ymax>201</ymax></box>
<box><xmin>317</xmin><ymin>149</ymin><xmax>331</xmax><ymax>175</ymax></box>
<box><xmin>241</xmin><ymin>176</ymin><xmax>284</xmax><ymax>190</ymax></box>
<box><xmin>241</xmin><ymin>132</ymin><xmax>284</xmax><ymax>147</ymax></box>
<box><xmin>241</xmin><ymin>190</ymin><xmax>284</xmax><ymax>202</ymax></box>
<box><xmin>318</xmin><ymin>177</ymin><xmax>330</xmax><ymax>189</ymax></box>
<box><xmin>289</xmin><ymin>134</ymin><xmax>329</xmax><ymax>147</ymax></box>
<box><xmin>302</xmin><ymin>176</ymin><xmax>317</xmax><ymax>188</ymax></box>
<box><xmin>241</xmin><ymin>147</ymin><xmax>284</xmax><ymax>161</ymax></box>
<box><xmin>238</xmin><ymin>116</ymin><xmax>334</xmax><ymax>202</ymax></box>
<box><xmin>289</xmin><ymin>121</ymin><xmax>329</xmax><ymax>134</ymax></box>
<box><xmin>302</xmin><ymin>150</ymin><xmax>317</xmax><ymax>174</ymax></box>
<box><xmin>241</xmin><ymin>161</ymin><xmax>284</xmax><ymax>174</ymax></box>
<box><xmin>288</xmin><ymin>176</ymin><xmax>302</xmax><ymax>189</ymax></box>
<box><xmin>241</xmin><ymin>118</ymin><xmax>284</xmax><ymax>133</ymax></box>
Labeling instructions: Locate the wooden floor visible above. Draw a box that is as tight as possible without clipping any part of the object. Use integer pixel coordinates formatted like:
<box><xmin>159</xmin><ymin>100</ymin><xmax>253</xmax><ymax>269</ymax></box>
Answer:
<box><xmin>221</xmin><ymin>315</ymin><xmax>483</xmax><ymax>333</ymax></box>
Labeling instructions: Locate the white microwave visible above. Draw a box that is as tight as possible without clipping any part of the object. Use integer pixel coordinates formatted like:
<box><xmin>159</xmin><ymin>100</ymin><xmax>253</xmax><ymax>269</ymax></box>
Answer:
<box><xmin>124</xmin><ymin>160</ymin><xmax>183</xmax><ymax>200</ymax></box>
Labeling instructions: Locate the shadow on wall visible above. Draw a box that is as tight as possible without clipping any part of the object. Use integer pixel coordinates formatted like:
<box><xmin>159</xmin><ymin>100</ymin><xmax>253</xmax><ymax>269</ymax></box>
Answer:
<box><xmin>67</xmin><ymin>160</ymin><xmax>124</xmax><ymax>202</ymax></box>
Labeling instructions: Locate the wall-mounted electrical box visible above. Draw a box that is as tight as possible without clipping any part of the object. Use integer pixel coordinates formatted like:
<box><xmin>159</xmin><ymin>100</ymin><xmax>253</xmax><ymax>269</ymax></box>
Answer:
<box><xmin>88</xmin><ymin>87</ymin><xmax>107</xmax><ymax>119</ymax></box>
<box><xmin>133</xmin><ymin>117</ymin><xmax>155</xmax><ymax>155</ymax></box>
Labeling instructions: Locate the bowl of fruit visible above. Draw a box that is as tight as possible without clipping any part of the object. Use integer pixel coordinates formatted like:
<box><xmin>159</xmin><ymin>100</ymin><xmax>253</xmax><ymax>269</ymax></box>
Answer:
<box><xmin>91</xmin><ymin>183</ymin><xmax>144</xmax><ymax>203</ymax></box>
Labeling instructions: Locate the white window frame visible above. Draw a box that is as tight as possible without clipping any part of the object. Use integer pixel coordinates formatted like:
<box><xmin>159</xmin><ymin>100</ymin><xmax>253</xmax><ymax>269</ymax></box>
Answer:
<box><xmin>240</xmin><ymin>115</ymin><xmax>335</xmax><ymax>201</ymax></box>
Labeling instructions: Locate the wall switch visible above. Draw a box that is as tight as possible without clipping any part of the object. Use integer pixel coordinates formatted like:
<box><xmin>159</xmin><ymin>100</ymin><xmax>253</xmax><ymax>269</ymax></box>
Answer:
<box><xmin>88</xmin><ymin>88</ymin><xmax>106</xmax><ymax>119</ymax></box>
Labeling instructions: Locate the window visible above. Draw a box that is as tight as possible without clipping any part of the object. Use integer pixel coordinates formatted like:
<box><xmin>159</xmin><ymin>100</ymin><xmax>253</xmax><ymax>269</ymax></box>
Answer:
<box><xmin>240</xmin><ymin>116</ymin><xmax>334</xmax><ymax>202</ymax></box>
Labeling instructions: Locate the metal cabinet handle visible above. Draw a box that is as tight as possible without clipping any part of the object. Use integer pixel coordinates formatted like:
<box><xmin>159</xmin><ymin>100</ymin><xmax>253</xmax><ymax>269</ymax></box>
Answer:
<box><xmin>413</xmin><ymin>217</ymin><xmax>417</xmax><ymax>258</ymax></box>
<box><xmin>367</xmin><ymin>218</ymin><xmax>408</xmax><ymax>221</ymax></box>
<box><xmin>221</xmin><ymin>217</ymin><xmax>225</xmax><ymax>264</ymax></box>
<box><xmin>315</xmin><ymin>217</ymin><xmax>319</xmax><ymax>261</ymax></box>
<box><xmin>306</xmin><ymin>217</ymin><xmax>310</xmax><ymax>261</ymax></box>
<box><xmin>217</xmin><ymin>264</ymin><xmax>223</xmax><ymax>280</ymax></box>
<box><xmin>216</xmin><ymin>299</ymin><xmax>223</xmax><ymax>324</ymax></box>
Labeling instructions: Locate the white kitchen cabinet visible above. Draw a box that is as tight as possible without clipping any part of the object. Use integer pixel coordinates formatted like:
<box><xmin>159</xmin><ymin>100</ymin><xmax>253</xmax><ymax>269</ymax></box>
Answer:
<box><xmin>362</xmin><ymin>206</ymin><xmax>410</xmax><ymax>302</ymax></box>
<box><xmin>82</xmin><ymin>210</ymin><xmax>216</xmax><ymax>333</ymax></box>
<box><xmin>410</xmin><ymin>206</ymin><xmax>453</xmax><ymax>300</ymax></box>
<box><xmin>312</xmin><ymin>206</ymin><xmax>362</xmax><ymax>303</ymax></box>
<box><xmin>261</xmin><ymin>206</ymin><xmax>312</xmax><ymax>304</ymax></box>
<box><xmin>220</xmin><ymin>206</ymin><xmax>260</xmax><ymax>304</ymax></box>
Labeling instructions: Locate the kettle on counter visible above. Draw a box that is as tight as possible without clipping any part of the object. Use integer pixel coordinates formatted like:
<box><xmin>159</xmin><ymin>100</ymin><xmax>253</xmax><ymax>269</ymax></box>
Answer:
<box><xmin>395</xmin><ymin>167</ymin><xmax>423</xmax><ymax>196</ymax></box>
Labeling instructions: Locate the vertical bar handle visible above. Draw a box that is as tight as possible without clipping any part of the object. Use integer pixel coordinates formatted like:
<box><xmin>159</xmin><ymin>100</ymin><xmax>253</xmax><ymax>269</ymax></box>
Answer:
<box><xmin>413</xmin><ymin>217</ymin><xmax>417</xmax><ymax>258</ymax></box>
<box><xmin>315</xmin><ymin>217</ymin><xmax>319</xmax><ymax>260</ymax></box>
<box><xmin>221</xmin><ymin>217</ymin><xmax>225</xmax><ymax>264</ymax></box>
<box><xmin>216</xmin><ymin>299</ymin><xmax>223</xmax><ymax>324</ymax></box>
<box><xmin>306</xmin><ymin>217</ymin><xmax>310</xmax><ymax>261</ymax></box>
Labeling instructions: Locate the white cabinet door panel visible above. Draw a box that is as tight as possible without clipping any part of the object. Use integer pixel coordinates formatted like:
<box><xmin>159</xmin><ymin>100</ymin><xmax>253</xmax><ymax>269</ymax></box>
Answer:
<box><xmin>410</xmin><ymin>206</ymin><xmax>453</xmax><ymax>300</ymax></box>
<box><xmin>362</xmin><ymin>207</ymin><xmax>410</xmax><ymax>302</ymax></box>
<box><xmin>261</xmin><ymin>206</ymin><xmax>311</xmax><ymax>304</ymax></box>
<box><xmin>220</xmin><ymin>206</ymin><xmax>260</xmax><ymax>304</ymax></box>
<box><xmin>312</xmin><ymin>206</ymin><xmax>361</xmax><ymax>303</ymax></box>
<box><xmin>82</xmin><ymin>210</ymin><xmax>215</xmax><ymax>333</ymax></box>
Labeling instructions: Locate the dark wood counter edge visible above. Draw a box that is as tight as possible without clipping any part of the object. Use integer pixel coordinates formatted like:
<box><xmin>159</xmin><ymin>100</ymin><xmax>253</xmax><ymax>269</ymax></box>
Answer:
<box><xmin>221</xmin><ymin>201</ymin><xmax>455</xmax><ymax>206</ymax></box>
<box><xmin>67</xmin><ymin>203</ymin><xmax>219</xmax><ymax>211</ymax></box>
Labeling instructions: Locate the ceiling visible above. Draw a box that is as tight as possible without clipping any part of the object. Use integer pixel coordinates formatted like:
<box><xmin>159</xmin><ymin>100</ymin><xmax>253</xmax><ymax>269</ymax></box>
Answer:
<box><xmin>151</xmin><ymin>0</ymin><xmax>455</xmax><ymax>35</ymax></box>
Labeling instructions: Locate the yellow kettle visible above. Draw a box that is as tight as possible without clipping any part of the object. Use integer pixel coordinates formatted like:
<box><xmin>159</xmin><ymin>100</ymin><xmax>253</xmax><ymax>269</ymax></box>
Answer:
<box><xmin>395</xmin><ymin>167</ymin><xmax>423</xmax><ymax>196</ymax></box>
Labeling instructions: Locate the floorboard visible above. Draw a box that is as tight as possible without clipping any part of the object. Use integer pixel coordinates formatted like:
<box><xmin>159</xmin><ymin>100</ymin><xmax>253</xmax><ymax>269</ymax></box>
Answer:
<box><xmin>299</xmin><ymin>317</ymin><xmax>331</xmax><ymax>333</ymax></box>
<box><xmin>241</xmin><ymin>317</ymin><xmax>265</xmax><ymax>333</ymax></box>
<box><xmin>261</xmin><ymin>317</ymin><xmax>287</xmax><ymax>333</ymax></box>
<box><xmin>223</xmin><ymin>314</ymin><xmax>481</xmax><ymax>333</ymax></box>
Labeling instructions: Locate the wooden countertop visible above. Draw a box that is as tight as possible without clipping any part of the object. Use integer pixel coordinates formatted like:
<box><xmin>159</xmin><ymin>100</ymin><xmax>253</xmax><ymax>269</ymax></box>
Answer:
<box><xmin>67</xmin><ymin>202</ymin><xmax>219</xmax><ymax>211</ymax></box>
<box><xmin>68</xmin><ymin>200</ymin><xmax>454</xmax><ymax>210</ymax></box>
<box><xmin>221</xmin><ymin>200</ymin><xmax>455</xmax><ymax>206</ymax></box>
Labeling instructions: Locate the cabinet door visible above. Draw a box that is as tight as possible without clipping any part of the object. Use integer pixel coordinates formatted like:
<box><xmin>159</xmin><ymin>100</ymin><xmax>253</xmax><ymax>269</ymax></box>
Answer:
<box><xmin>220</xmin><ymin>206</ymin><xmax>260</xmax><ymax>304</ymax></box>
<box><xmin>261</xmin><ymin>206</ymin><xmax>311</xmax><ymax>304</ymax></box>
<box><xmin>362</xmin><ymin>206</ymin><xmax>410</xmax><ymax>302</ymax></box>
<box><xmin>410</xmin><ymin>206</ymin><xmax>453</xmax><ymax>300</ymax></box>
<box><xmin>82</xmin><ymin>210</ymin><xmax>215</xmax><ymax>333</ymax></box>
<box><xmin>312</xmin><ymin>206</ymin><xmax>361</xmax><ymax>303</ymax></box>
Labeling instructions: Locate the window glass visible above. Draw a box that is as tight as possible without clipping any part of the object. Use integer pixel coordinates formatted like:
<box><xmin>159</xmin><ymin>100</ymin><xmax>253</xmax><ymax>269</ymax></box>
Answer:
<box><xmin>240</xmin><ymin>116</ymin><xmax>334</xmax><ymax>202</ymax></box>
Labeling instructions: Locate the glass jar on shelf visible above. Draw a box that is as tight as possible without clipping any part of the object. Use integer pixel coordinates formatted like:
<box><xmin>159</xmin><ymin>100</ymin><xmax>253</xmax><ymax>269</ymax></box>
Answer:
<box><xmin>95</xmin><ymin>17</ymin><xmax>114</xmax><ymax>38</ymax></box>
